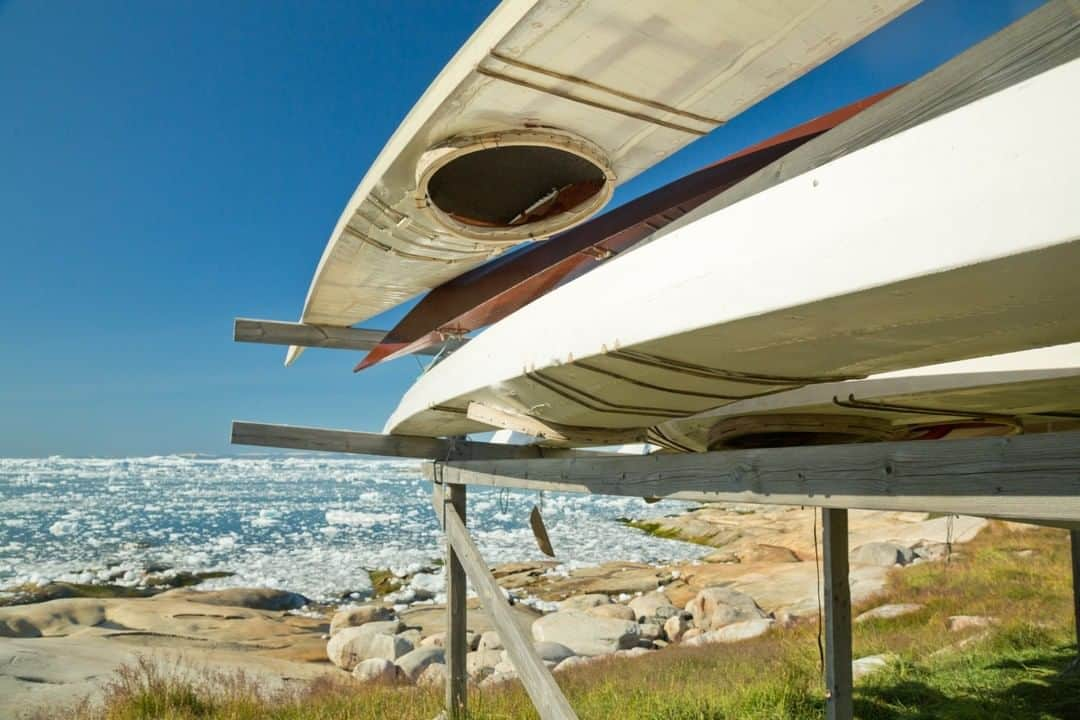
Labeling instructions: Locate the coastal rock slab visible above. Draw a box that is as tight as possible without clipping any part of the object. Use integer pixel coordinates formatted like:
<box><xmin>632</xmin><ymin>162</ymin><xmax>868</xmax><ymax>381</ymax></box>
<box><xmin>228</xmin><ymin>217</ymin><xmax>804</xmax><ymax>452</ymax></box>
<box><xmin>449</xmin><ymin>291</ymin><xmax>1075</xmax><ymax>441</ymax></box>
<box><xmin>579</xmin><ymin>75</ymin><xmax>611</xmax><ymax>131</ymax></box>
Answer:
<box><xmin>532</xmin><ymin>611</ymin><xmax>639</xmax><ymax>656</ymax></box>
<box><xmin>395</xmin><ymin>646</ymin><xmax>445</xmax><ymax>681</ymax></box>
<box><xmin>188</xmin><ymin>588</ymin><xmax>309</xmax><ymax>611</ymax></box>
<box><xmin>854</xmin><ymin>603</ymin><xmax>924</xmax><ymax>624</ymax></box>
<box><xmin>586</xmin><ymin>603</ymin><xmax>636</xmax><ymax>621</ymax></box>
<box><xmin>330</xmin><ymin>605</ymin><xmax>394</xmax><ymax>636</ymax></box>
<box><xmin>327</xmin><ymin>627</ymin><xmax>413</xmax><ymax>670</ymax></box>
<box><xmin>686</xmin><ymin>587</ymin><xmax>767</xmax><ymax>631</ymax></box>
<box><xmin>851</xmin><ymin>542</ymin><xmax>915</xmax><ymax>567</ymax></box>
<box><xmin>558</xmin><ymin>594</ymin><xmax>610</xmax><ymax>611</ymax></box>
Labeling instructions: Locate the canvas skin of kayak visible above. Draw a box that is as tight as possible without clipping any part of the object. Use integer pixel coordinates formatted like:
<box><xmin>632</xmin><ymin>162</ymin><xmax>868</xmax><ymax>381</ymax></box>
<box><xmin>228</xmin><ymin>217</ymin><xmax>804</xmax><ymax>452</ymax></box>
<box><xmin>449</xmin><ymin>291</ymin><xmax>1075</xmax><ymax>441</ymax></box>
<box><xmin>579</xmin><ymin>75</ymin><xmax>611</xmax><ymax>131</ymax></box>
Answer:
<box><xmin>354</xmin><ymin>89</ymin><xmax>899</xmax><ymax>371</ymax></box>
<box><xmin>652</xmin><ymin>344</ymin><xmax>1080</xmax><ymax>453</ymax></box>
<box><xmin>287</xmin><ymin>0</ymin><xmax>918</xmax><ymax>365</ymax></box>
<box><xmin>384</xmin><ymin>58</ymin><xmax>1080</xmax><ymax>445</ymax></box>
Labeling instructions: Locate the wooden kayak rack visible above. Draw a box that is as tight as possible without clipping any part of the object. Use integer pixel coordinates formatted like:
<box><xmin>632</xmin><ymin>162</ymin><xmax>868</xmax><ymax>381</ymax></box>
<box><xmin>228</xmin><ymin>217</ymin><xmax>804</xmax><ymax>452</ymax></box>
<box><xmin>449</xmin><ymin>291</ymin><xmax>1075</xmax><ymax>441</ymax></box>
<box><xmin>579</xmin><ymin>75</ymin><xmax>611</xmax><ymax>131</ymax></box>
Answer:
<box><xmin>231</xmin><ymin>4</ymin><xmax>1080</xmax><ymax>718</ymax></box>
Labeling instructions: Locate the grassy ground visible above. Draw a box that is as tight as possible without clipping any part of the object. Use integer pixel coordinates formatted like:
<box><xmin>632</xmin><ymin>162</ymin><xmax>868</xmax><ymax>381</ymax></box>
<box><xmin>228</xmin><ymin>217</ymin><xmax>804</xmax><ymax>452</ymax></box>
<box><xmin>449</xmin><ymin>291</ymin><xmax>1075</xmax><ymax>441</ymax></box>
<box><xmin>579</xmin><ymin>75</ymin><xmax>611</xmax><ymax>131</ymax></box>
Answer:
<box><xmin>48</xmin><ymin>523</ymin><xmax>1079</xmax><ymax>720</ymax></box>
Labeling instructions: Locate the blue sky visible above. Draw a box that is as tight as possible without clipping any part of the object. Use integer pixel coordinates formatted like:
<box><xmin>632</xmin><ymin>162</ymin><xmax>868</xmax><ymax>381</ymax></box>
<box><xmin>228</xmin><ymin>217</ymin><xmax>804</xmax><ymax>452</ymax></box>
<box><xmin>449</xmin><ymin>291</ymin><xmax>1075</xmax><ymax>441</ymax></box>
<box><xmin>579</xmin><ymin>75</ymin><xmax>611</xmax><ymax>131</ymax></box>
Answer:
<box><xmin>0</xmin><ymin>0</ymin><xmax>1043</xmax><ymax>457</ymax></box>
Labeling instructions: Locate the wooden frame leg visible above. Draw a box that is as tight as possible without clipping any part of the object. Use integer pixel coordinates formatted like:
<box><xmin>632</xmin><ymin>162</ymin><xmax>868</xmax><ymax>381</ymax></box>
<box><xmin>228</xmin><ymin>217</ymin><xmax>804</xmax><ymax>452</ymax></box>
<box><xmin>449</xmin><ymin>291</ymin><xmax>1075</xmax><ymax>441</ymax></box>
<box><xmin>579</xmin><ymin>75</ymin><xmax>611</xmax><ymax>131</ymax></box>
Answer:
<box><xmin>1071</xmin><ymin>530</ymin><xmax>1080</xmax><ymax>659</ymax></box>
<box><xmin>444</xmin><ymin>483</ymin><xmax>468</xmax><ymax>718</ymax></box>
<box><xmin>823</xmin><ymin>508</ymin><xmax>854</xmax><ymax>720</ymax></box>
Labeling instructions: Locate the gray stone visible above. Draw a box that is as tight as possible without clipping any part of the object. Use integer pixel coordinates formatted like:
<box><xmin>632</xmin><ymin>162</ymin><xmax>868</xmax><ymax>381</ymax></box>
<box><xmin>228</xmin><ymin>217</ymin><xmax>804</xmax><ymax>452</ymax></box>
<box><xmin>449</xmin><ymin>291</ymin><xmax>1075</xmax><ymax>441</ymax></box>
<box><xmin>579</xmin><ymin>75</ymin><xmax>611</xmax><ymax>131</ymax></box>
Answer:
<box><xmin>851</xmin><ymin>542</ymin><xmax>915</xmax><ymax>567</ymax></box>
<box><xmin>531</xmin><ymin>610</ymin><xmax>639</xmax><ymax>656</ymax></box>
<box><xmin>628</xmin><ymin>591</ymin><xmax>672</xmax><ymax>620</ymax></box>
<box><xmin>946</xmin><ymin>615</ymin><xmax>996</xmax><ymax>632</ymax></box>
<box><xmin>327</xmin><ymin>627</ymin><xmax>413</xmax><ymax>670</ymax></box>
<box><xmin>852</xmin><ymin>654</ymin><xmax>892</xmax><ymax>681</ymax></box>
<box><xmin>329</xmin><ymin>605</ymin><xmax>394</xmax><ymax>636</ymax></box>
<box><xmin>532</xmin><ymin>641</ymin><xmax>576</xmax><ymax>663</ymax></box>
<box><xmin>466</xmin><ymin>649</ymin><xmax>503</xmax><ymax>678</ymax></box>
<box><xmin>395</xmin><ymin>646</ymin><xmax>445</xmax><ymax>681</ymax></box>
<box><xmin>477</xmin><ymin>630</ymin><xmax>503</xmax><ymax>652</ymax></box>
<box><xmin>854</xmin><ymin>603</ymin><xmax>924</xmax><ymax>624</ymax></box>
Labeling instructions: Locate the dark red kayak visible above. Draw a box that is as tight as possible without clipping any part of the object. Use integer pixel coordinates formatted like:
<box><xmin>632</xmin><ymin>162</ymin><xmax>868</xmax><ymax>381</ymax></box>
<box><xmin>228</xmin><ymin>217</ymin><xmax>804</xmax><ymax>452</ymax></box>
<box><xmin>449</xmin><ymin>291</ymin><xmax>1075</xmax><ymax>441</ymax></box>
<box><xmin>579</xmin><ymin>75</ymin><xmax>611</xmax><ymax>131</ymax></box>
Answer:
<box><xmin>355</xmin><ymin>88</ymin><xmax>898</xmax><ymax>372</ymax></box>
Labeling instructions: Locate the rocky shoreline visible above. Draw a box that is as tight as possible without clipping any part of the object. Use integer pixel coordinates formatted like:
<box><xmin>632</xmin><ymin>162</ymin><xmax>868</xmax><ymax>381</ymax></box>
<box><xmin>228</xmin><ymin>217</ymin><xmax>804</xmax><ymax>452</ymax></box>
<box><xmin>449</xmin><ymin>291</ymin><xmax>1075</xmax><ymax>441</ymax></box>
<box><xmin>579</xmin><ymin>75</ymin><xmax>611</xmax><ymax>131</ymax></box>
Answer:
<box><xmin>0</xmin><ymin>504</ymin><xmax>1005</xmax><ymax>715</ymax></box>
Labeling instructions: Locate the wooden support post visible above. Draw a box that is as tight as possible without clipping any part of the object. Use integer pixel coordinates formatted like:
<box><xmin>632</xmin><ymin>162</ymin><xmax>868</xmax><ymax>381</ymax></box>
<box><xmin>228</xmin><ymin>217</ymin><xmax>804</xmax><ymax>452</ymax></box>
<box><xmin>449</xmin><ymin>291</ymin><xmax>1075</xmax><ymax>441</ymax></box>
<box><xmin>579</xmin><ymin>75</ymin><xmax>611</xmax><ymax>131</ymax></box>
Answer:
<box><xmin>444</xmin><ymin>482</ymin><xmax>468</xmax><ymax>718</ymax></box>
<box><xmin>431</xmin><ymin>482</ymin><xmax>577</xmax><ymax>720</ymax></box>
<box><xmin>1071</xmin><ymin>530</ymin><xmax>1080</xmax><ymax>656</ymax></box>
<box><xmin>823</xmin><ymin>508</ymin><xmax>853</xmax><ymax>720</ymax></box>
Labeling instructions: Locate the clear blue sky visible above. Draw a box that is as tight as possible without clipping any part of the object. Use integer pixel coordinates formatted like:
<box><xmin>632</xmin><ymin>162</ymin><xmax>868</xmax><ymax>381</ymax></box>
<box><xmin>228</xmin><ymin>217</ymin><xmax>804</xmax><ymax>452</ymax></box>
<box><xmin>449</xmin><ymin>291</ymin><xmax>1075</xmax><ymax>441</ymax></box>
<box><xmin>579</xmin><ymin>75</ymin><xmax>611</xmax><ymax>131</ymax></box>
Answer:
<box><xmin>0</xmin><ymin>0</ymin><xmax>1043</xmax><ymax>457</ymax></box>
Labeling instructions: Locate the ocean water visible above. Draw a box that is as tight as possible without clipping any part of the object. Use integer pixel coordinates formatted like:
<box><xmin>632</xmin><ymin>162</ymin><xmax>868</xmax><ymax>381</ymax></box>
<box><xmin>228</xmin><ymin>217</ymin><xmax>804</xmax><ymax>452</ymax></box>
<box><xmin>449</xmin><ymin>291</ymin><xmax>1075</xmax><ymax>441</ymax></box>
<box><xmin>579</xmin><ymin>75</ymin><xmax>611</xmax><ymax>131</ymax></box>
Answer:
<box><xmin>0</xmin><ymin>456</ymin><xmax>703</xmax><ymax>604</ymax></box>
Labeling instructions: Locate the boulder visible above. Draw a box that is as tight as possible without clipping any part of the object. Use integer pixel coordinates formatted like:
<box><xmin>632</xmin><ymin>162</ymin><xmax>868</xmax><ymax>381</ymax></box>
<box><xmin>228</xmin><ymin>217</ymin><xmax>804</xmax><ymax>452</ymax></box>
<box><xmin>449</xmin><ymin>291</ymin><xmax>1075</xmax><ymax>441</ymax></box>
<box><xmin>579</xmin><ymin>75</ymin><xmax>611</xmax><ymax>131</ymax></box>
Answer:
<box><xmin>532</xmin><ymin>611</ymin><xmax>639</xmax><ymax>656</ymax></box>
<box><xmin>685</xmin><ymin>587</ymin><xmax>768</xmax><ymax>631</ymax></box>
<box><xmin>554</xmin><ymin>655</ymin><xmax>600</xmax><ymax>673</ymax></box>
<box><xmin>345</xmin><ymin>619</ymin><xmax>405</xmax><ymax>637</ymax></box>
<box><xmin>420</xmin><ymin>630</ymin><xmax>478</xmax><ymax>649</ymax></box>
<box><xmin>682</xmin><ymin>627</ymin><xmax>703</xmax><ymax>641</ymax></box>
<box><xmin>851</xmin><ymin>542</ymin><xmax>915</xmax><ymax>567</ymax></box>
<box><xmin>329</xmin><ymin>605</ymin><xmax>394</xmax><ymax>636</ymax></box>
<box><xmin>912</xmin><ymin>543</ymin><xmax>949</xmax><ymax>562</ymax></box>
<box><xmin>628</xmin><ymin>591</ymin><xmax>672</xmax><ymax>620</ymax></box>
<box><xmin>946</xmin><ymin>615</ymin><xmax>996</xmax><ymax>632</ymax></box>
<box><xmin>664</xmin><ymin>614</ymin><xmax>692</xmax><ymax>643</ymax></box>
<box><xmin>351</xmin><ymin>657</ymin><xmax>401</xmax><ymax>684</ymax></box>
<box><xmin>614</xmin><ymin>647</ymin><xmax>652</xmax><ymax>659</ymax></box>
<box><xmin>191</xmin><ymin>588</ymin><xmax>309</xmax><ymax>611</ymax></box>
<box><xmin>395</xmin><ymin>646</ymin><xmax>445</xmax><ymax>681</ymax></box>
<box><xmin>558</xmin><ymin>594</ymin><xmax>610</xmax><ymax>611</ymax></box>
<box><xmin>327</xmin><ymin>627</ymin><xmax>413</xmax><ymax>670</ymax></box>
<box><xmin>586</xmin><ymin>603</ymin><xmax>637</xmax><ymax>622</ymax></box>
<box><xmin>477</xmin><ymin>630</ymin><xmax>503</xmax><ymax>652</ymax></box>
<box><xmin>852</xmin><ymin>654</ymin><xmax>892</xmax><ymax>681</ymax></box>
<box><xmin>684</xmin><ymin>618</ymin><xmax>773</xmax><ymax>646</ymax></box>
<box><xmin>854</xmin><ymin>603</ymin><xmax>924</xmax><ymax>624</ymax></box>
<box><xmin>531</xmin><ymin>641</ymin><xmax>576</xmax><ymax>664</ymax></box>
<box><xmin>398</xmin><ymin>628</ymin><xmax>422</xmax><ymax>647</ymax></box>
<box><xmin>639</xmin><ymin>622</ymin><xmax>663</xmax><ymax>642</ymax></box>
<box><xmin>416</xmin><ymin>662</ymin><xmax>447</xmax><ymax>688</ymax></box>
<box><xmin>481</xmin><ymin>670</ymin><xmax>518</xmax><ymax>687</ymax></box>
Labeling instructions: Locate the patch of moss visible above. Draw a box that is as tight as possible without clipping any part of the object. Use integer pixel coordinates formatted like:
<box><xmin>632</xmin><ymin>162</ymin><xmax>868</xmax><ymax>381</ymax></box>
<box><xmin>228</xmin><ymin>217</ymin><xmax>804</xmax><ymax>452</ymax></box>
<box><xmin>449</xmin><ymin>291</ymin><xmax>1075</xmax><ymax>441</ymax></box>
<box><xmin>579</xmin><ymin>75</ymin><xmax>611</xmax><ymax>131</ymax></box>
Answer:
<box><xmin>367</xmin><ymin>569</ymin><xmax>402</xmax><ymax>598</ymax></box>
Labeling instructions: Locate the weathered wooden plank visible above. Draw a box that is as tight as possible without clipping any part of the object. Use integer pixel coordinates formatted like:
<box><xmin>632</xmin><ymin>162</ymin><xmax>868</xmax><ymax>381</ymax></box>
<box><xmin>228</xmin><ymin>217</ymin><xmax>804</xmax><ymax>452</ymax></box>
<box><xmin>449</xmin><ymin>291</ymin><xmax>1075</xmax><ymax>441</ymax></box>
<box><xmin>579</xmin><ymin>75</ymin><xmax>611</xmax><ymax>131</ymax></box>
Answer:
<box><xmin>823</xmin><ymin>509</ymin><xmax>853</xmax><ymax>720</ymax></box>
<box><xmin>444</xmin><ymin>483</ymin><xmax>468</xmax><ymax>719</ymax></box>
<box><xmin>426</xmin><ymin>432</ymin><xmax>1080</xmax><ymax>525</ymax></box>
<box><xmin>234</xmin><ymin>318</ymin><xmax>389</xmax><ymax>351</ymax></box>
<box><xmin>431</xmin><ymin>483</ymin><xmax>578</xmax><ymax>720</ymax></box>
<box><xmin>644</xmin><ymin>0</ymin><xmax>1080</xmax><ymax>251</ymax></box>
<box><xmin>230</xmin><ymin>421</ymin><xmax>596</xmax><ymax>460</ymax></box>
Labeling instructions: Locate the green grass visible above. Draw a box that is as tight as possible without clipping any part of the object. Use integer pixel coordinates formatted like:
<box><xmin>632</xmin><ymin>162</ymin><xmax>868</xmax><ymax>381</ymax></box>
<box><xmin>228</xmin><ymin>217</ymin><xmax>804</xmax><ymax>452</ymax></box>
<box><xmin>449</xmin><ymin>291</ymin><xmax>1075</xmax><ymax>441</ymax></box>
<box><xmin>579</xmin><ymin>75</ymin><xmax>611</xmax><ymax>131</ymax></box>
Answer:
<box><xmin>49</xmin><ymin>524</ymin><xmax>1079</xmax><ymax>719</ymax></box>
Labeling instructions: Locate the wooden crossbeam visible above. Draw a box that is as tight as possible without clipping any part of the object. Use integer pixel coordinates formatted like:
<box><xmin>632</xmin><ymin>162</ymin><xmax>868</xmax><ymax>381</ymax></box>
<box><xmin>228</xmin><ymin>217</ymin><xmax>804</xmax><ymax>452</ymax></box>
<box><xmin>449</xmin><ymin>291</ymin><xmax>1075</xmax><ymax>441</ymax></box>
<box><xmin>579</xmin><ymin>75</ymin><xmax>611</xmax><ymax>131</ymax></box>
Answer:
<box><xmin>432</xmin><ymin>483</ymin><xmax>578</xmax><ymax>720</ymax></box>
<box><xmin>234</xmin><ymin>318</ymin><xmax>391</xmax><ymax>351</ymax></box>
<box><xmin>427</xmin><ymin>431</ymin><xmax>1080</xmax><ymax>526</ymax></box>
<box><xmin>230</xmin><ymin>421</ymin><xmax>599</xmax><ymax>460</ymax></box>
